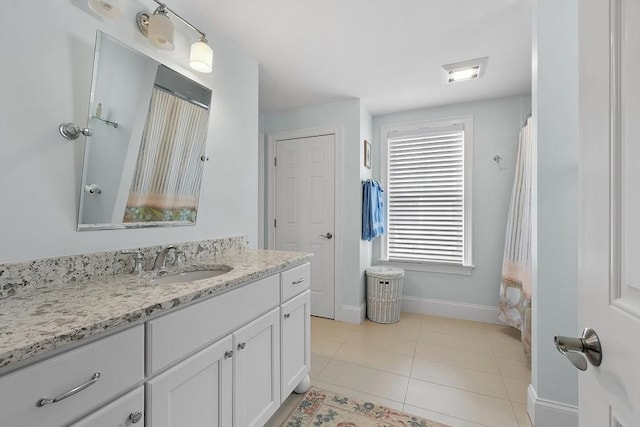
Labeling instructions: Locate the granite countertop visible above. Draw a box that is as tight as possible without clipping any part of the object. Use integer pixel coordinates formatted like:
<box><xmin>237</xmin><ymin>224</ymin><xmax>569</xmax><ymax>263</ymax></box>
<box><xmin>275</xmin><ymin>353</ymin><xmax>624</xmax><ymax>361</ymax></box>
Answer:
<box><xmin>0</xmin><ymin>248</ymin><xmax>312</xmax><ymax>371</ymax></box>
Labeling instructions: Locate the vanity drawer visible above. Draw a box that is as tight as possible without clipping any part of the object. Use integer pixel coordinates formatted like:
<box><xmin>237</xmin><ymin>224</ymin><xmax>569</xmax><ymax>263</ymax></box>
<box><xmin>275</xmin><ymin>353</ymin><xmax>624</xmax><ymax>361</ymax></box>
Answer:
<box><xmin>0</xmin><ymin>325</ymin><xmax>144</xmax><ymax>427</ymax></box>
<box><xmin>281</xmin><ymin>262</ymin><xmax>311</xmax><ymax>302</ymax></box>
<box><xmin>146</xmin><ymin>274</ymin><xmax>280</xmax><ymax>376</ymax></box>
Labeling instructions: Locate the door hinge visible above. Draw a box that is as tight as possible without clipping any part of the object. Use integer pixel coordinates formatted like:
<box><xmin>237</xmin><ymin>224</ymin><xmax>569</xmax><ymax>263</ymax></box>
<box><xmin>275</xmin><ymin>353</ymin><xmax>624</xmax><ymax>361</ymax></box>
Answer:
<box><xmin>274</xmin><ymin>219</ymin><xmax>277</xmax><ymax>228</ymax></box>
<box><xmin>274</xmin><ymin>157</ymin><xmax>277</xmax><ymax>166</ymax></box>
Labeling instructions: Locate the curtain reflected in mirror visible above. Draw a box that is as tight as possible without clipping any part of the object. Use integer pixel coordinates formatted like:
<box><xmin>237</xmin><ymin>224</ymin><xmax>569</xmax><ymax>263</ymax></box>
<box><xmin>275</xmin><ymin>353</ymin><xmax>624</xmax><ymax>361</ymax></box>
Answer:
<box><xmin>124</xmin><ymin>87</ymin><xmax>208</xmax><ymax>223</ymax></box>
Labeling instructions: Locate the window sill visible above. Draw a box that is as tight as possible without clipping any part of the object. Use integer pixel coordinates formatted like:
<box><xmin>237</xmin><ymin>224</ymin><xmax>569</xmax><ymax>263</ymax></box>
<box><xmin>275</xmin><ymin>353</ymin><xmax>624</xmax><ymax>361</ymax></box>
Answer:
<box><xmin>377</xmin><ymin>259</ymin><xmax>475</xmax><ymax>276</ymax></box>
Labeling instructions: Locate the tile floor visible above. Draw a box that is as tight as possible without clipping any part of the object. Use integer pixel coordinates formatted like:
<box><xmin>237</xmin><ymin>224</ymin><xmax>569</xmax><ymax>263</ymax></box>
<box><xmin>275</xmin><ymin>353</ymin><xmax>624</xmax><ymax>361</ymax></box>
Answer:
<box><xmin>266</xmin><ymin>312</ymin><xmax>532</xmax><ymax>427</ymax></box>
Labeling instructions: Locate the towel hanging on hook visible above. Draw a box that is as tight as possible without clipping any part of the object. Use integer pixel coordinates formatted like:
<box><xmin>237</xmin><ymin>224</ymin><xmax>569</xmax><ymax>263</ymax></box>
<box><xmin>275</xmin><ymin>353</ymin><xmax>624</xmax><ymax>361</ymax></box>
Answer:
<box><xmin>362</xmin><ymin>180</ymin><xmax>385</xmax><ymax>241</ymax></box>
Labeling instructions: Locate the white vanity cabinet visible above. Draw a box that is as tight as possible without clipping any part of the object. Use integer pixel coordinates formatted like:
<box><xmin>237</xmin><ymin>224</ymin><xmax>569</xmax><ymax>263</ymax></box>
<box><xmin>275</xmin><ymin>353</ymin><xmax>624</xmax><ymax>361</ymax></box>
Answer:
<box><xmin>145</xmin><ymin>261</ymin><xmax>310</xmax><ymax>427</ymax></box>
<box><xmin>146</xmin><ymin>307</ymin><xmax>282</xmax><ymax>427</ymax></box>
<box><xmin>0</xmin><ymin>261</ymin><xmax>311</xmax><ymax>427</ymax></box>
<box><xmin>0</xmin><ymin>325</ymin><xmax>144</xmax><ymax>427</ymax></box>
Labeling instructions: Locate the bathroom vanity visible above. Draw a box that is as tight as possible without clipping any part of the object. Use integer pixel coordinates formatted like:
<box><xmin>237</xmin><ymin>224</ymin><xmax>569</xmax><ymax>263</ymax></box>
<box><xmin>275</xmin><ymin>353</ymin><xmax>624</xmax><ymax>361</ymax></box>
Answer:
<box><xmin>0</xmin><ymin>244</ymin><xmax>311</xmax><ymax>427</ymax></box>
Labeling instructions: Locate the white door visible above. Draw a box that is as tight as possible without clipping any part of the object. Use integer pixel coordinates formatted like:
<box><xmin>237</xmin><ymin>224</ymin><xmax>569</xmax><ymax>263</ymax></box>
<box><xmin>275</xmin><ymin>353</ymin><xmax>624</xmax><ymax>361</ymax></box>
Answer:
<box><xmin>146</xmin><ymin>336</ymin><xmax>233</xmax><ymax>427</ymax></box>
<box><xmin>275</xmin><ymin>134</ymin><xmax>335</xmax><ymax>318</ymax></box>
<box><xmin>578</xmin><ymin>1</ymin><xmax>640</xmax><ymax>425</ymax></box>
<box><xmin>233</xmin><ymin>308</ymin><xmax>280</xmax><ymax>427</ymax></box>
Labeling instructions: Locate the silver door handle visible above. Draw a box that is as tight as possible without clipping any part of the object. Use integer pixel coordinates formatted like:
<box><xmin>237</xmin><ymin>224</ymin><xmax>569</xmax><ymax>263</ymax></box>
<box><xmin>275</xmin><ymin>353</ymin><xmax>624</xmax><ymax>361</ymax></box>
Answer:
<box><xmin>37</xmin><ymin>372</ymin><xmax>101</xmax><ymax>407</ymax></box>
<box><xmin>554</xmin><ymin>327</ymin><xmax>602</xmax><ymax>371</ymax></box>
<box><xmin>320</xmin><ymin>232</ymin><xmax>333</xmax><ymax>239</ymax></box>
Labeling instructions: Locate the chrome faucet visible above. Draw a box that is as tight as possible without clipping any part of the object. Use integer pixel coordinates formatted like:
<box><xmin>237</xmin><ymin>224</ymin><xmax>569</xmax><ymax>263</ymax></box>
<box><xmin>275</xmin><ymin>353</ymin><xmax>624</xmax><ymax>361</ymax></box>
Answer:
<box><xmin>122</xmin><ymin>250</ymin><xmax>145</xmax><ymax>275</ymax></box>
<box><xmin>153</xmin><ymin>246</ymin><xmax>177</xmax><ymax>270</ymax></box>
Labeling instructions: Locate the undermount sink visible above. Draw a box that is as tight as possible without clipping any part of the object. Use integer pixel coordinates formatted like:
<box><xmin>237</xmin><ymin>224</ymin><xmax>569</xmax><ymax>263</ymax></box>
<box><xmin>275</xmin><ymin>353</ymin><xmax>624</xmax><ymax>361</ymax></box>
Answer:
<box><xmin>149</xmin><ymin>268</ymin><xmax>232</xmax><ymax>285</ymax></box>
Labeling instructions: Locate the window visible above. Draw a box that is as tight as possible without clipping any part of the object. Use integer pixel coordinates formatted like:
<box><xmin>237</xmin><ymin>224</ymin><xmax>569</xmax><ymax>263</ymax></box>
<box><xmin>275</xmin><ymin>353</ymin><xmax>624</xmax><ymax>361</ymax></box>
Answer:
<box><xmin>381</xmin><ymin>116</ymin><xmax>473</xmax><ymax>273</ymax></box>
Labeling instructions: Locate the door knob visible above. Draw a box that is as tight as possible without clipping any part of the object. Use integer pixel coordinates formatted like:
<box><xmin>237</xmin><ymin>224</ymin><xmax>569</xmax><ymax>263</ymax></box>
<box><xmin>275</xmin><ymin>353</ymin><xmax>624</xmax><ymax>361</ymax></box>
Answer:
<box><xmin>554</xmin><ymin>327</ymin><xmax>602</xmax><ymax>371</ymax></box>
<box><xmin>320</xmin><ymin>232</ymin><xmax>333</xmax><ymax>239</ymax></box>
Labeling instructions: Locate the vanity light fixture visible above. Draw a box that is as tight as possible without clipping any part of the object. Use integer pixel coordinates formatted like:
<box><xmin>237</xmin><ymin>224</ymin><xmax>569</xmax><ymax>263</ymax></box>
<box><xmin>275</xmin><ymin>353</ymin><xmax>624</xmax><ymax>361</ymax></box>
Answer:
<box><xmin>137</xmin><ymin>0</ymin><xmax>213</xmax><ymax>73</ymax></box>
<box><xmin>442</xmin><ymin>57</ymin><xmax>489</xmax><ymax>83</ymax></box>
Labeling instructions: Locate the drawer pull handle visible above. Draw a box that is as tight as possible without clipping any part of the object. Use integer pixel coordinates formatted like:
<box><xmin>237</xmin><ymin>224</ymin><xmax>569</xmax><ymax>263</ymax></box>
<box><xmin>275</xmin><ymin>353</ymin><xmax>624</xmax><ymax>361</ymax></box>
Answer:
<box><xmin>284</xmin><ymin>313</ymin><xmax>291</xmax><ymax>319</ymax></box>
<box><xmin>224</xmin><ymin>350</ymin><xmax>233</xmax><ymax>359</ymax></box>
<box><xmin>37</xmin><ymin>372</ymin><xmax>101</xmax><ymax>407</ymax></box>
<box><xmin>238</xmin><ymin>342</ymin><xmax>246</xmax><ymax>350</ymax></box>
<box><xmin>292</xmin><ymin>278</ymin><xmax>305</xmax><ymax>285</ymax></box>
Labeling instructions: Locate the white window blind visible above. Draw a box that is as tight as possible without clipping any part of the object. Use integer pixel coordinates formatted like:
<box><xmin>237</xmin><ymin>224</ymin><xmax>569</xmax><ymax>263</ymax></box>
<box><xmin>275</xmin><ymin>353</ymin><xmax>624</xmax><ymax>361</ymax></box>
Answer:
<box><xmin>386</xmin><ymin>124</ymin><xmax>465</xmax><ymax>264</ymax></box>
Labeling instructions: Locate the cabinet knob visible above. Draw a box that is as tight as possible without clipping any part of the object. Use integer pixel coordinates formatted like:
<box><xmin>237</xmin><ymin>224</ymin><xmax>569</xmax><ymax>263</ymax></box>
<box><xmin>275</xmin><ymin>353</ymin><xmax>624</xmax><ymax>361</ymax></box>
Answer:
<box><xmin>238</xmin><ymin>342</ymin><xmax>246</xmax><ymax>350</ymax></box>
<box><xmin>284</xmin><ymin>313</ymin><xmax>291</xmax><ymax>319</ymax></box>
<box><xmin>129</xmin><ymin>411</ymin><xmax>143</xmax><ymax>423</ymax></box>
<box><xmin>224</xmin><ymin>350</ymin><xmax>233</xmax><ymax>359</ymax></box>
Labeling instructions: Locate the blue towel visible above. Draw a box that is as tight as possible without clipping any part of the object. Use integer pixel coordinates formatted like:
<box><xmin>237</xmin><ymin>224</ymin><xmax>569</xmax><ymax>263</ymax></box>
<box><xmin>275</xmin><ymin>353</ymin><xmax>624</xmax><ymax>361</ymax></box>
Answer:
<box><xmin>362</xmin><ymin>180</ymin><xmax>385</xmax><ymax>241</ymax></box>
<box><xmin>362</xmin><ymin>182</ymin><xmax>372</xmax><ymax>239</ymax></box>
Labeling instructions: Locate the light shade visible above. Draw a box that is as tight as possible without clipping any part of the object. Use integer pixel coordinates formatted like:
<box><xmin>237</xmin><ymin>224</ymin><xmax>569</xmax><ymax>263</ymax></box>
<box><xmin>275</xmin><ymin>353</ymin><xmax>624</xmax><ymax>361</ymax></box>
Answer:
<box><xmin>147</xmin><ymin>9</ymin><xmax>175</xmax><ymax>51</ymax></box>
<box><xmin>190</xmin><ymin>39</ymin><xmax>213</xmax><ymax>73</ymax></box>
<box><xmin>87</xmin><ymin>0</ymin><xmax>123</xmax><ymax>19</ymax></box>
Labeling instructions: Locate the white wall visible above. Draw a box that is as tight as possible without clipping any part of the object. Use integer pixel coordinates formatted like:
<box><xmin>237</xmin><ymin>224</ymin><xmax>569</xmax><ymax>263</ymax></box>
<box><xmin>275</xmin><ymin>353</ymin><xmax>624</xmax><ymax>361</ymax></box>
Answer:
<box><xmin>531</xmin><ymin>0</ymin><xmax>579</xmax><ymax>411</ymax></box>
<box><xmin>0</xmin><ymin>0</ymin><xmax>259</xmax><ymax>263</ymax></box>
<box><xmin>263</xmin><ymin>99</ymin><xmax>363</xmax><ymax>309</ymax></box>
<box><xmin>372</xmin><ymin>95</ymin><xmax>531</xmax><ymax>309</ymax></box>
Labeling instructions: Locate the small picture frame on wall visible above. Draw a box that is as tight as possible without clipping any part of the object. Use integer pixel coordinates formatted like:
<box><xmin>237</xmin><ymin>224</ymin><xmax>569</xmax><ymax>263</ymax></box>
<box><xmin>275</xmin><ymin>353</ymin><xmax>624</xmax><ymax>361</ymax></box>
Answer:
<box><xmin>364</xmin><ymin>140</ymin><xmax>371</xmax><ymax>169</ymax></box>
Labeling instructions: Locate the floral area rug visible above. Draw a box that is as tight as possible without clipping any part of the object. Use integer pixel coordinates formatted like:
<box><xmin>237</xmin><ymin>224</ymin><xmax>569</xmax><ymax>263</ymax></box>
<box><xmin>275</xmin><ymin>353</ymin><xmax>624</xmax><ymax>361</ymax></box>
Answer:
<box><xmin>281</xmin><ymin>387</ymin><xmax>451</xmax><ymax>427</ymax></box>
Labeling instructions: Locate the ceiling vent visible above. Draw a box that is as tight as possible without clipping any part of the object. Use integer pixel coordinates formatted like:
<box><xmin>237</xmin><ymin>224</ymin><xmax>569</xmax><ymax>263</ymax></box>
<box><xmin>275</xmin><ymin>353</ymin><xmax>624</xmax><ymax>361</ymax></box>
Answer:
<box><xmin>442</xmin><ymin>57</ymin><xmax>489</xmax><ymax>83</ymax></box>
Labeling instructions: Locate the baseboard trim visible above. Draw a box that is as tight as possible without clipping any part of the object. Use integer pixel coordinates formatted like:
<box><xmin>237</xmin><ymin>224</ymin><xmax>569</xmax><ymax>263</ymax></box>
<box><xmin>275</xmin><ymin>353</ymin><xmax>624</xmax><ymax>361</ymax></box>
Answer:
<box><xmin>337</xmin><ymin>302</ymin><xmax>366</xmax><ymax>324</ymax></box>
<box><xmin>528</xmin><ymin>384</ymin><xmax>578</xmax><ymax>427</ymax></box>
<box><xmin>527</xmin><ymin>384</ymin><xmax>536</xmax><ymax>425</ymax></box>
<box><xmin>401</xmin><ymin>296</ymin><xmax>504</xmax><ymax>325</ymax></box>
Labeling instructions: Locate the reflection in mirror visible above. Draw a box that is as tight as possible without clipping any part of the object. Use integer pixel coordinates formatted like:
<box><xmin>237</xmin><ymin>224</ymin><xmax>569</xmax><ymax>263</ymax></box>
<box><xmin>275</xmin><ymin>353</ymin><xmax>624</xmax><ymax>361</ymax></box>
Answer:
<box><xmin>78</xmin><ymin>32</ymin><xmax>212</xmax><ymax>230</ymax></box>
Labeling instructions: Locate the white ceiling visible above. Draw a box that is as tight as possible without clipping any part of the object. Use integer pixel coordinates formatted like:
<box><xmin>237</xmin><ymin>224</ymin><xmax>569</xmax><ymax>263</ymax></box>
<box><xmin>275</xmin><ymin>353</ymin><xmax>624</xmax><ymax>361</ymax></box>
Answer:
<box><xmin>179</xmin><ymin>0</ymin><xmax>533</xmax><ymax>116</ymax></box>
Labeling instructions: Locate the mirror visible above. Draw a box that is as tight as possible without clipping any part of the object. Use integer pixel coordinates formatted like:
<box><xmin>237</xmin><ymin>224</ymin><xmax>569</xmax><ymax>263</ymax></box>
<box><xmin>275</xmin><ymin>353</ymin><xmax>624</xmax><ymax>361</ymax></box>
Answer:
<box><xmin>78</xmin><ymin>31</ymin><xmax>212</xmax><ymax>230</ymax></box>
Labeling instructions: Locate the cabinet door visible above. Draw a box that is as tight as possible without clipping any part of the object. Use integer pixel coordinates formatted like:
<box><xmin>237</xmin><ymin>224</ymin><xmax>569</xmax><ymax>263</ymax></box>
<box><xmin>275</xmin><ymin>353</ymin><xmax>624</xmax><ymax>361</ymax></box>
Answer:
<box><xmin>233</xmin><ymin>307</ymin><xmax>280</xmax><ymax>427</ymax></box>
<box><xmin>69</xmin><ymin>387</ymin><xmax>144</xmax><ymax>427</ymax></box>
<box><xmin>280</xmin><ymin>290</ymin><xmax>311</xmax><ymax>402</ymax></box>
<box><xmin>146</xmin><ymin>336</ymin><xmax>233</xmax><ymax>427</ymax></box>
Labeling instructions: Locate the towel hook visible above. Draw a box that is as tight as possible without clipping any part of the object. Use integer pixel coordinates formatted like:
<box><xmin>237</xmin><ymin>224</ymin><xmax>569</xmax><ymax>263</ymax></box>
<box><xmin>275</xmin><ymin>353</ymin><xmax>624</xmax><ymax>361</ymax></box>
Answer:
<box><xmin>493</xmin><ymin>154</ymin><xmax>504</xmax><ymax>170</ymax></box>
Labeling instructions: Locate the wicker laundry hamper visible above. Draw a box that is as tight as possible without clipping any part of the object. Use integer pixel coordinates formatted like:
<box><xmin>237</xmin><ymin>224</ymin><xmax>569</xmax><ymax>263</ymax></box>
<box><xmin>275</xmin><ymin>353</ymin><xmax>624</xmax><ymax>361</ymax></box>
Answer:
<box><xmin>365</xmin><ymin>266</ymin><xmax>404</xmax><ymax>323</ymax></box>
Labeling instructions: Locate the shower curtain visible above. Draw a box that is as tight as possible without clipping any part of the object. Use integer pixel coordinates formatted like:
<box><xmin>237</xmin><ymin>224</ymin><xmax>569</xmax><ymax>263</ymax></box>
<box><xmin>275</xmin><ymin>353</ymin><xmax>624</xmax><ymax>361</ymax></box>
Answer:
<box><xmin>124</xmin><ymin>87</ymin><xmax>209</xmax><ymax>223</ymax></box>
<box><xmin>498</xmin><ymin>117</ymin><xmax>532</xmax><ymax>353</ymax></box>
